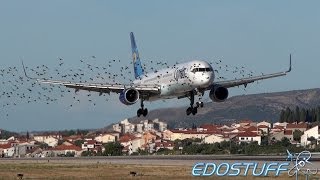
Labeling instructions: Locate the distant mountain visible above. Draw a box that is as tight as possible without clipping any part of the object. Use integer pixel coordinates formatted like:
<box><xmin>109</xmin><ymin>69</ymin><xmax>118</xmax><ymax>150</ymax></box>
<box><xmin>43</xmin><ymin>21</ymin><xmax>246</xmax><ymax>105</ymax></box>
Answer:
<box><xmin>127</xmin><ymin>88</ymin><xmax>320</xmax><ymax>128</ymax></box>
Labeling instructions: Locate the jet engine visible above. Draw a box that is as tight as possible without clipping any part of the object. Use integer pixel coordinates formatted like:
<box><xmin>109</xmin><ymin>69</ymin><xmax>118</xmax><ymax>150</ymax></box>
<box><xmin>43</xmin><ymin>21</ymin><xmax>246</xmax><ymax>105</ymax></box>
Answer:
<box><xmin>209</xmin><ymin>86</ymin><xmax>229</xmax><ymax>102</ymax></box>
<box><xmin>119</xmin><ymin>88</ymin><xmax>139</xmax><ymax>105</ymax></box>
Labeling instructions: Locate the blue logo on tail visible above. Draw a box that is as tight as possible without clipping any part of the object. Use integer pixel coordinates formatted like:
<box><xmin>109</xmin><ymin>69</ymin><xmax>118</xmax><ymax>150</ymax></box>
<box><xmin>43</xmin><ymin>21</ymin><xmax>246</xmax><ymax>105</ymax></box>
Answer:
<box><xmin>130</xmin><ymin>32</ymin><xmax>144</xmax><ymax>79</ymax></box>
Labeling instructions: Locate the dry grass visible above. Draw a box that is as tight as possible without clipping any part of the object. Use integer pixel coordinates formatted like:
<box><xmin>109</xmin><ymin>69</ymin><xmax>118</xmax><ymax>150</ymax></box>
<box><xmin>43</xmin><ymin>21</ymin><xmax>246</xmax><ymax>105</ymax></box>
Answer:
<box><xmin>0</xmin><ymin>162</ymin><xmax>318</xmax><ymax>180</ymax></box>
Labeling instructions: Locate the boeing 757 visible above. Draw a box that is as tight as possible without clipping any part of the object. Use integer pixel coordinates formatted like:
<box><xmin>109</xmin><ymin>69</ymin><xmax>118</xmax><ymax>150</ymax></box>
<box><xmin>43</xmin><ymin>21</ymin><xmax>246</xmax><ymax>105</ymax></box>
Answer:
<box><xmin>22</xmin><ymin>32</ymin><xmax>291</xmax><ymax>117</ymax></box>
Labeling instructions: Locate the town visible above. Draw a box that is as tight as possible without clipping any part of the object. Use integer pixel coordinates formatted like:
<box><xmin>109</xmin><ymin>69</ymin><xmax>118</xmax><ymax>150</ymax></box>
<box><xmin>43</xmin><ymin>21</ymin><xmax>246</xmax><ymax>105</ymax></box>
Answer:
<box><xmin>0</xmin><ymin>118</ymin><xmax>319</xmax><ymax>158</ymax></box>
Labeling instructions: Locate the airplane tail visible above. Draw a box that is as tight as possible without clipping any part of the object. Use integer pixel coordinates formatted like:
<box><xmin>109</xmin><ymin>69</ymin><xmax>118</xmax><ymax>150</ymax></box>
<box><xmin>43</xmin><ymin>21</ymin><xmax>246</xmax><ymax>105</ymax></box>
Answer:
<box><xmin>130</xmin><ymin>32</ymin><xmax>144</xmax><ymax>79</ymax></box>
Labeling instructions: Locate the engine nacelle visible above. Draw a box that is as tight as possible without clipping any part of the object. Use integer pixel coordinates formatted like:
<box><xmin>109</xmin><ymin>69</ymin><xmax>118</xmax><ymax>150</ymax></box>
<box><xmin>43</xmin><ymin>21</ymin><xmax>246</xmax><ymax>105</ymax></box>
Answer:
<box><xmin>119</xmin><ymin>88</ymin><xmax>139</xmax><ymax>105</ymax></box>
<box><xmin>209</xmin><ymin>86</ymin><xmax>229</xmax><ymax>102</ymax></box>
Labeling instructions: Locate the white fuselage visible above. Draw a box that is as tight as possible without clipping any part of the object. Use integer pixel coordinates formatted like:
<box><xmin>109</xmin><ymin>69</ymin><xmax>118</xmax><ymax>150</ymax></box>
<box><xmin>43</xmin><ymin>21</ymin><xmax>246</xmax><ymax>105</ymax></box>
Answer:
<box><xmin>133</xmin><ymin>60</ymin><xmax>215</xmax><ymax>101</ymax></box>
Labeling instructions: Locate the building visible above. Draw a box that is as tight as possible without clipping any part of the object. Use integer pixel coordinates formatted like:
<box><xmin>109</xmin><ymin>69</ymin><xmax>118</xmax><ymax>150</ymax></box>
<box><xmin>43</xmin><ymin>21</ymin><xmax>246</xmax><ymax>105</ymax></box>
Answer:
<box><xmin>236</xmin><ymin>131</ymin><xmax>261</xmax><ymax>145</ymax></box>
<box><xmin>44</xmin><ymin>144</ymin><xmax>83</xmax><ymax>157</ymax></box>
<box><xmin>153</xmin><ymin>119</ymin><xmax>168</xmax><ymax>132</ymax></box>
<box><xmin>203</xmin><ymin>134</ymin><xmax>228</xmax><ymax>144</ymax></box>
<box><xmin>286</xmin><ymin>122</ymin><xmax>308</xmax><ymax>132</ymax></box>
<box><xmin>81</xmin><ymin>140</ymin><xmax>103</xmax><ymax>152</ymax></box>
<box><xmin>301</xmin><ymin>126</ymin><xmax>320</xmax><ymax>147</ymax></box>
<box><xmin>94</xmin><ymin>133</ymin><xmax>117</xmax><ymax>143</ymax></box>
<box><xmin>257</xmin><ymin>121</ymin><xmax>272</xmax><ymax>128</ymax></box>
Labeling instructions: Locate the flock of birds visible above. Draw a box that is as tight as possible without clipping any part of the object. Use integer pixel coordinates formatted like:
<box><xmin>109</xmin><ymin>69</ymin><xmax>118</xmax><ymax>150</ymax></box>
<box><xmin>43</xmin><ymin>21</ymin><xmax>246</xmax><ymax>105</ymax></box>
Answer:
<box><xmin>0</xmin><ymin>56</ymin><xmax>258</xmax><ymax>118</ymax></box>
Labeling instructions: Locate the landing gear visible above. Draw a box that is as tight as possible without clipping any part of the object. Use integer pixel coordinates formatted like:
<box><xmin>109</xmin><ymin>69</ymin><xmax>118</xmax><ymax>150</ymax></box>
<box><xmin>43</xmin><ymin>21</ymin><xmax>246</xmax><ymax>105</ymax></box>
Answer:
<box><xmin>186</xmin><ymin>90</ymin><xmax>204</xmax><ymax>116</ymax></box>
<box><xmin>137</xmin><ymin>99</ymin><xmax>148</xmax><ymax>117</ymax></box>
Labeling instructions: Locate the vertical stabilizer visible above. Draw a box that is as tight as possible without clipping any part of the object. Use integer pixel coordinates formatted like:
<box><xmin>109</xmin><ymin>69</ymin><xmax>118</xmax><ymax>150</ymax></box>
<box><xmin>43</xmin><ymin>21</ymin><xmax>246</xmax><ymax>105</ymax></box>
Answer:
<box><xmin>130</xmin><ymin>32</ymin><xmax>144</xmax><ymax>79</ymax></box>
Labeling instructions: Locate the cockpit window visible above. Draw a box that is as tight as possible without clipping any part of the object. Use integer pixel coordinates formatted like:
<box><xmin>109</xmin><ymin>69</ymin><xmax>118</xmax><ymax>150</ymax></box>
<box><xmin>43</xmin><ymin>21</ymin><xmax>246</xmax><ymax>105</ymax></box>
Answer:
<box><xmin>191</xmin><ymin>67</ymin><xmax>212</xmax><ymax>73</ymax></box>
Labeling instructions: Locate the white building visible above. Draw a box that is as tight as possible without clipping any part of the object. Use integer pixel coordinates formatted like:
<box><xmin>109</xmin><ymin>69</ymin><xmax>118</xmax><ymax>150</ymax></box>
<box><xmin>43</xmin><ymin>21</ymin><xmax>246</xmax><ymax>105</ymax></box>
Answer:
<box><xmin>94</xmin><ymin>134</ymin><xmax>116</xmax><ymax>143</ymax></box>
<box><xmin>301</xmin><ymin>126</ymin><xmax>320</xmax><ymax>147</ymax></box>
<box><xmin>236</xmin><ymin>132</ymin><xmax>261</xmax><ymax>145</ymax></box>
<box><xmin>257</xmin><ymin>121</ymin><xmax>272</xmax><ymax>128</ymax></box>
<box><xmin>43</xmin><ymin>137</ymin><xmax>59</xmax><ymax>147</ymax></box>
<box><xmin>203</xmin><ymin>134</ymin><xmax>228</xmax><ymax>144</ymax></box>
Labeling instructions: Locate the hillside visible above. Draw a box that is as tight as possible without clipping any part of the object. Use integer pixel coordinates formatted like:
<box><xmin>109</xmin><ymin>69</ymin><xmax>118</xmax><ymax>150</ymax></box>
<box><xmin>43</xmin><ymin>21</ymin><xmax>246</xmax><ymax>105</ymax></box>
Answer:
<box><xmin>127</xmin><ymin>88</ymin><xmax>320</xmax><ymax>128</ymax></box>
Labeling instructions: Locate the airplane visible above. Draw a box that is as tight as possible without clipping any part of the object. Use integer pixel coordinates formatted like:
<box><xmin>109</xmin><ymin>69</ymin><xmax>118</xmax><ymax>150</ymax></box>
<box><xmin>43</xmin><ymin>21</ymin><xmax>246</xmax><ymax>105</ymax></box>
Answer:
<box><xmin>22</xmin><ymin>32</ymin><xmax>292</xmax><ymax>117</ymax></box>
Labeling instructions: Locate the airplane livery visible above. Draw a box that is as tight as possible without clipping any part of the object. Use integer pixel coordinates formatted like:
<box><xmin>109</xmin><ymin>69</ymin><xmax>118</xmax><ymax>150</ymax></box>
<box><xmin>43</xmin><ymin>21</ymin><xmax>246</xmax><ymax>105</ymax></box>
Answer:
<box><xmin>23</xmin><ymin>32</ymin><xmax>292</xmax><ymax>117</ymax></box>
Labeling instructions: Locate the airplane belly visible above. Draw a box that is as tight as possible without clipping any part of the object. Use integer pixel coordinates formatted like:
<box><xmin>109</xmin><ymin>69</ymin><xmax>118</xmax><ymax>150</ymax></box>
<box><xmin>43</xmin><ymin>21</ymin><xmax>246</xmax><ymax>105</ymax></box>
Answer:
<box><xmin>159</xmin><ymin>82</ymin><xmax>193</xmax><ymax>97</ymax></box>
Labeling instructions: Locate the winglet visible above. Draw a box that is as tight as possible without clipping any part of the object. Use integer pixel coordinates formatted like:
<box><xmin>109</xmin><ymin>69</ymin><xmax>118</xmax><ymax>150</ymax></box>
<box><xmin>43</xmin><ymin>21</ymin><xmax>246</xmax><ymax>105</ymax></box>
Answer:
<box><xmin>286</xmin><ymin>54</ymin><xmax>292</xmax><ymax>73</ymax></box>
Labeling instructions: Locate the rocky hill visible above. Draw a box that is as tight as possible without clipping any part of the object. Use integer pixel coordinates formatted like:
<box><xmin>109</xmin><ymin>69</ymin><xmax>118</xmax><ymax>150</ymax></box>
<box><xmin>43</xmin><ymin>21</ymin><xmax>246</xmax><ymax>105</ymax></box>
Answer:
<box><xmin>128</xmin><ymin>88</ymin><xmax>320</xmax><ymax>128</ymax></box>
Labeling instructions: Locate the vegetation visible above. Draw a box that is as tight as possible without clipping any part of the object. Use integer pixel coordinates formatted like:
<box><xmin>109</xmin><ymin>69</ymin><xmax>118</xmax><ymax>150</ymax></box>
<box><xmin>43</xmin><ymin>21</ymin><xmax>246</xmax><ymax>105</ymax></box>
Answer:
<box><xmin>168</xmin><ymin>138</ymin><xmax>320</xmax><ymax>155</ymax></box>
<box><xmin>103</xmin><ymin>142</ymin><xmax>123</xmax><ymax>156</ymax></box>
<box><xmin>279</xmin><ymin>106</ymin><xmax>320</xmax><ymax>123</ymax></box>
<box><xmin>0</xmin><ymin>129</ymin><xmax>18</xmax><ymax>139</ymax></box>
<box><xmin>59</xmin><ymin>129</ymin><xmax>89</xmax><ymax>136</ymax></box>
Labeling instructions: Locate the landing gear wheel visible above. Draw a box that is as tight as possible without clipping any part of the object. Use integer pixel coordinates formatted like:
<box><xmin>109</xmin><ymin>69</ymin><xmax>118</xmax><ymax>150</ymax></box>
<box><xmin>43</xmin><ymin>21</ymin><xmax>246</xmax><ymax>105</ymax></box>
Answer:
<box><xmin>196</xmin><ymin>102</ymin><xmax>204</xmax><ymax>108</ymax></box>
<box><xmin>137</xmin><ymin>109</ymin><xmax>143</xmax><ymax>117</ymax></box>
<box><xmin>143</xmin><ymin>108</ymin><xmax>148</xmax><ymax>117</ymax></box>
<box><xmin>186</xmin><ymin>107</ymin><xmax>192</xmax><ymax>116</ymax></box>
<box><xmin>192</xmin><ymin>107</ymin><xmax>198</xmax><ymax>115</ymax></box>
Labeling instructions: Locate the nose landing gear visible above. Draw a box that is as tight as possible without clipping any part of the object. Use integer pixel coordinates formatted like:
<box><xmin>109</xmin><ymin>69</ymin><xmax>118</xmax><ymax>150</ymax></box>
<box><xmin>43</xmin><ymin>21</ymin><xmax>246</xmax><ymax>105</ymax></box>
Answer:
<box><xmin>186</xmin><ymin>90</ymin><xmax>204</xmax><ymax>116</ymax></box>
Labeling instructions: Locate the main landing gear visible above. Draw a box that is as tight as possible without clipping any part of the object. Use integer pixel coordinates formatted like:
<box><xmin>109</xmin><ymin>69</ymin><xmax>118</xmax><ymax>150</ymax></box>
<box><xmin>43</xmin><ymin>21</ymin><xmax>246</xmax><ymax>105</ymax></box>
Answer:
<box><xmin>137</xmin><ymin>99</ymin><xmax>148</xmax><ymax>117</ymax></box>
<box><xmin>186</xmin><ymin>91</ymin><xmax>204</xmax><ymax>116</ymax></box>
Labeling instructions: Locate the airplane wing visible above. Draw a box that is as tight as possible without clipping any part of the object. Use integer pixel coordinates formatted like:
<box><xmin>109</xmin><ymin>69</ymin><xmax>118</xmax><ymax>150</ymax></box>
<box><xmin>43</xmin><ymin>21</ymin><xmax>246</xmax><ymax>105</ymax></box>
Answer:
<box><xmin>212</xmin><ymin>55</ymin><xmax>292</xmax><ymax>89</ymax></box>
<box><xmin>22</xmin><ymin>62</ymin><xmax>160</xmax><ymax>95</ymax></box>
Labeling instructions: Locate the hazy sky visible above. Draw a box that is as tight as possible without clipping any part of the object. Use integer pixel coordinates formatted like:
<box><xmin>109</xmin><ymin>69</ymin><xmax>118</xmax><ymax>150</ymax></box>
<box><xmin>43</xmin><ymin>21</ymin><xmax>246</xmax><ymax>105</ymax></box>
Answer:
<box><xmin>0</xmin><ymin>1</ymin><xmax>319</xmax><ymax>132</ymax></box>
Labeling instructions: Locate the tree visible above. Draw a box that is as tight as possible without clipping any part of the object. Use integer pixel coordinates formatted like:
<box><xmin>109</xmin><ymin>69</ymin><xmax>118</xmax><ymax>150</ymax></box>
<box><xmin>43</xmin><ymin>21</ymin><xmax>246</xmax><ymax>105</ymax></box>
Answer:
<box><xmin>26</xmin><ymin>131</ymin><xmax>30</xmax><ymax>140</ymax></box>
<box><xmin>103</xmin><ymin>142</ymin><xmax>123</xmax><ymax>156</ymax></box>
<box><xmin>294</xmin><ymin>106</ymin><xmax>300</xmax><ymax>123</ymax></box>
<box><xmin>307</xmin><ymin>136</ymin><xmax>317</xmax><ymax>146</ymax></box>
<box><xmin>74</xmin><ymin>140</ymin><xmax>85</xmax><ymax>148</ymax></box>
<box><xmin>300</xmin><ymin>109</ymin><xmax>306</xmax><ymax>122</ymax></box>
<box><xmin>280</xmin><ymin>137</ymin><xmax>291</xmax><ymax>147</ymax></box>
<box><xmin>293</xmin><ymin>130</ymin><xmax>303</xmax><ymax>142</ymax></box>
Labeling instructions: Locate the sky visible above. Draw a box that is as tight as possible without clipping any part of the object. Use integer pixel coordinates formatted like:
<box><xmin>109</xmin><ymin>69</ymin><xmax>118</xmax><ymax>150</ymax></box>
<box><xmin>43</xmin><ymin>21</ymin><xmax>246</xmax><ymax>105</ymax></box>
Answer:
<box><xmin>0</xmin><ymin>1</ymin><xmax>319</xmax><ymax>132</ymax></box>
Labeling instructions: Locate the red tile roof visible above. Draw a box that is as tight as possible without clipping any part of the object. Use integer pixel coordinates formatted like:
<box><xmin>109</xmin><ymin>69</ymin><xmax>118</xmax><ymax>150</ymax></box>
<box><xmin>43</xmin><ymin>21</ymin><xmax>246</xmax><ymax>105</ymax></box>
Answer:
<box><xmin>0</xmin><ymin>144</ymin><xmax>11</xmax><ymax>149</ymax></box>
<box><xmin>51</xmin><ymin>144</ymin><xmax>82</xmax><ymax>151</ymax></box>
<box><xmin>258</xmin><ymin>125</ymin><xmax>269</xmax><ymax>129</ymax></box>
<box><xmin>119</xmin><ymin>134</ymin><xmax>137</xmax><ymax>143</ymax></box>
<box><xmin>245</xmin><ymin>126</ymin><xmax>258</xmax><ymax>132</ymax></box>
<box><xmin>286</xmin><ymin>123</ymin><xmax>307</xmax><ymax>129</ymax></box>
<box><xmin>284</xmin><ymin>130</ymin><xmax>293</xmax><ymax>135</ymax></box>
<box><xmin>237</xmin><ymin>131</ymin><xmax>259</xmax><ymax>137</ymax></box>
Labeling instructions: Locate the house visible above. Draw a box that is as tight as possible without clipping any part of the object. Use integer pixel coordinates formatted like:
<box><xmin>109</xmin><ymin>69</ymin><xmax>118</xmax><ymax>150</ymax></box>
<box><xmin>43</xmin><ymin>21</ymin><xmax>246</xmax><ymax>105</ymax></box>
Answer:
<box><xmin>273</xmin><ymin>122</ymin><xmax>288</xmax><ymax>128</ymax></box>
<box><xmin>286</xmin><ymin>122</ymin><xmax>308</xmax><ymax>132</ymax></box>
<box><xmin>203</xmin><ymin>134</ymin><xmax>228</xmax><ymax>144</ymax></box>
<box><xmin>94</xmin><ymin>133</ymin><xmax>117</xmax><ymax>143</ymax></box>
<box><xmin>64</xmin><ymin>135</ymin><xmax>83</xmax><ymax>142</ymax></box>
<box><xmin>257</xmin><ymin>121</ymin><xmax>272</xmax><ymax>128</ymax></box>
<box><xmin>258</xmin><ymin>125</ymin><xmax>269</xmax><ymax>135</ymax></box>
<box><xmin>162</xmin><ymin>130</ymin><xmax>173</xmax><ymax>140</ymax></box>
<box><xmin>120</xmin><ymin>135</ymin><xmax>145</xmax><ymax>155</ymax></box>
<box><xmin>236</xmin><ymin>131</ymin><xmax>261</xmax><ymax>145</ymax></box>
<box><xmin>301</xmin><ymin>126</ymin><xmax>320</xmax><ymax>147</ymax></box>
<box><xmin>155</xmin><ymin>141</ymin><xmax>174</xmax><ymax>152</ymax></box>
<box><xmin>43</xmin><ymin>137</ymin><xmax>59</xmax><ymax>147</ymax></box>
<box><xmin>239</xmin><ymin>120</ymin><xmax>257</xmax><ymax>127</ymax></box>
<box><xmin>153</xmin><ymin>119</ymin><xmax>168</xmax><ymax>132</ymax></box>
<box><xmin>270</xmin><ymin>131</ymin><xmax>285</xmax><ymax>142</ymax></box>
<box><xmin>45</xmin><ymin>144</ymin><xmax>82</xmax><ymax>157</ymax></box>
<box><xmin>284</xmin><ymin>130</ymin><xmax>293</xmax><ymax>142</ymax></box>
<box><xmin>143</xmin><ymin>132</ymin><xmax>157</xmax><ymax>144</ymax></box>
<box><xmin>33</xmin><ymin>134</ymin><xmax>62</xmax><ymax>143</ymax></box>
<box><xmin>81</xmin><ymin>140</ymin><xmax>103</xmax><ymax>153</ymax></box>
<box><xmin>0</xmin><ymin>143</ymin><xmax>12</xmax><ymax>157</ymax></box>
